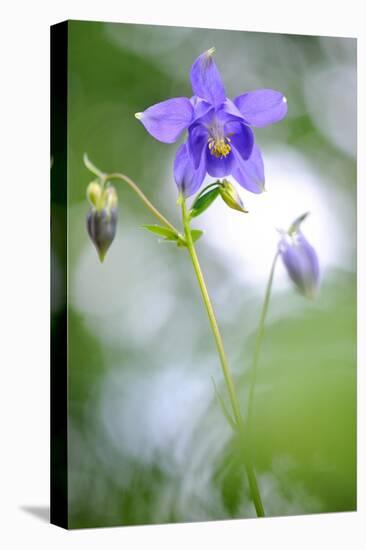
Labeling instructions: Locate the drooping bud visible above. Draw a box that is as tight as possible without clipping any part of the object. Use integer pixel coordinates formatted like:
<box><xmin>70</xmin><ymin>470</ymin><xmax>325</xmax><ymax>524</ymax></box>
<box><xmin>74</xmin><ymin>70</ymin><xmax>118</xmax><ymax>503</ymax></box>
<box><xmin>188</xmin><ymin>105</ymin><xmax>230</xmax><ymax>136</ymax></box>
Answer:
<box><xmin>278</xmin><ymin>213</ymin><xmax>320</xmax><ymax>299</ymax></box>
<box><xmin>87</xmin><ymin>207</ymin><xmax>118</xmax><ymax>263</ymax></box>
<box><xmin>219</xmin><ymin>180</ymin><xmax>248</xmax><ymax>213</ymax></box>
<box><xmin>86</xmin><ymin>183</ymin><xmax>118</xmax><ymax>262</ymax></box>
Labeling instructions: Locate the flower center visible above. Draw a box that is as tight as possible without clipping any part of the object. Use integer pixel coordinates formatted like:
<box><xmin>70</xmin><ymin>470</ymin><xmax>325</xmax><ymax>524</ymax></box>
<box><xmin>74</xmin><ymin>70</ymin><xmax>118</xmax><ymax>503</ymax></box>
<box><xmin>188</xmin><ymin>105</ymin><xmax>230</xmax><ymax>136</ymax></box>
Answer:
<box><xmin>208</xmin><ymin>136</ymin><xmax>231</xmax><ymax>159</ymax></box>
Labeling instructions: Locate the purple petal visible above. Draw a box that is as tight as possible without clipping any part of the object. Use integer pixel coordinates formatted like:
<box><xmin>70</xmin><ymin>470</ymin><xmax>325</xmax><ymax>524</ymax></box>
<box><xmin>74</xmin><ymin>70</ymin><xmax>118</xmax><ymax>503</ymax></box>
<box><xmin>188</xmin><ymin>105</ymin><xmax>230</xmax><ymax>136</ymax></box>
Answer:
<box><xmin>190</xmin><ymin>96</ymin><xmax>213</xmax><ymax>121</ymax></box>
<box><xmin>225</xmin><ymin>120</ymin><xmax>254</xmax><ymax>160</ymax></box>
<box><xmin>136</xmin><ymin>97</ymin><xmax>193</xmax><ymax>143</ymax></box>
<box><xmin>206</xmin><ymin>148</ymin><xmax>233</xmax><ymax>178</ymax></box>
<box><xmin>222</xmin><ymin>98</ymin><xmax>246</xmax><ymax>120</ymax></box>
<box><xmin>174</xmin><ymin>143</ymin><xmax>206</xmax><ymax>197</ymax></box>
<box><xmin>231</xmin><ymin>144</ymin><xmax>265</xmax><ymax>193</ymax></box>
<box><xmin>279</xmin><ymin>232</ymin><xmax>320</xmax><ymax>299</ymax></box>
<box><xmin>188</xmin><ymin>124</ymin><xmax>208</xmax><ymax>169</ymax></box>
<box><xmin>233</xmin><ymin>89</ymin><xmax>288</xmax><ymax>128</ymax></box>
<box><xmin>190</xmin><ymin>48</ymin><xmax>226</xmax><ymax>108</ymax></box>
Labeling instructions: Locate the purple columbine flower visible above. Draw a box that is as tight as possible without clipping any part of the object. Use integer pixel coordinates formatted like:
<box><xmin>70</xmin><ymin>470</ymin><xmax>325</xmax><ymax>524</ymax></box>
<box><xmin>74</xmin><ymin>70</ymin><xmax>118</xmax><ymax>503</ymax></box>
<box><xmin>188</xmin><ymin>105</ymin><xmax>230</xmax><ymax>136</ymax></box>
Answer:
<box><xmin>135</xmin><ymin>48</ymin><xmax>288</xmax><ymax>197</ymax></box>
<box><xmin>279</xmin><ymin>213</ymin><xmax>320</xmax><ymax>299</ymax></box>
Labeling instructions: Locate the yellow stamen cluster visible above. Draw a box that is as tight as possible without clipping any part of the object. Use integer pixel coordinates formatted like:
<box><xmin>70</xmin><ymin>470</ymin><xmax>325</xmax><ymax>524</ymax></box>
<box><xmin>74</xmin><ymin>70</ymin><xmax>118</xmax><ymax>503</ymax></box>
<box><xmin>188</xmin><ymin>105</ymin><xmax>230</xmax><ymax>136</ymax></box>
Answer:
<box><xmin>208</xmin><ymin>137</ymin><xmax>231</xmax><ymax>159</ymax></box>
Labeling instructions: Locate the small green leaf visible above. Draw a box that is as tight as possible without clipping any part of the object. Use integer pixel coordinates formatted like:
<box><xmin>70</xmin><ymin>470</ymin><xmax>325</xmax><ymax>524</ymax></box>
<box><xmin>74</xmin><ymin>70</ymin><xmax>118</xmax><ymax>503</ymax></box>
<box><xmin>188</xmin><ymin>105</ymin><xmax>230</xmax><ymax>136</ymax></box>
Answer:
<box><xmin>190</xmin><ymin>186</ymin><xmax>220</xmax><ymax>218</ymax></box>
<box><xmin>143</xmin><ymin>225</ymin><xmax>203</xmax><ymax>248</ymax></box>
<box><xmin>191</xmin><ymin>229</ymin><xmax>204</xmax><ymax>242</ymax></box>
<box><xmin>142</xmin><ymin>224</ymin><xmax>179</xmax><ymax>241</ymax></box>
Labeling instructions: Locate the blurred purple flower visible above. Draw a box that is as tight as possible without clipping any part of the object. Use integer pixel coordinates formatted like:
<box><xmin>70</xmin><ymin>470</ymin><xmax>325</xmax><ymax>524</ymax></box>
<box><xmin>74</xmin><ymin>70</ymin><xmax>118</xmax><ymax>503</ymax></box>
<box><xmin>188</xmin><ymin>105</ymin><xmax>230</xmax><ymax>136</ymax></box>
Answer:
<box><xmin>279</xmin><ymin>214</ymin><xmax>320</xmax><ymax>299</ymax></box>
<box><xmin>135</xmin><ymin>48</ymin><xmax>288</xmax><ymax>197</ymax></box>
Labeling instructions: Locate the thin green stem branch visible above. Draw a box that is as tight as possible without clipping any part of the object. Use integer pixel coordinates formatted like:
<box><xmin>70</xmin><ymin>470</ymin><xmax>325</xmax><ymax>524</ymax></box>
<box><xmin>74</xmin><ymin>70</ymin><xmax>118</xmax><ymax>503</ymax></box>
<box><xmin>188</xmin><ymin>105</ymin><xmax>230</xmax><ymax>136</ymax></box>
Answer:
<box><xmin>181</xmin><ymin>197</ymin><xmax>265</xmax><ymax>518</ymax></box>
<box><xmin>105</xmin><ymin>173</ymin><xmax>180</xmax><ymax>235</ymax></box>
<box><xmin>83</xmin><ymin>153</ymin><xmax>106</xmax><ymax>180</ymax></box>
<box><xmin>83</xmin><ymin>153</ymin><xmax>180</xmax><ymax>235</ymax></box>
<box><xmin>247</xmin><ymin>251</ymin><xmax>279</xmax><ymax>432</ymax></box>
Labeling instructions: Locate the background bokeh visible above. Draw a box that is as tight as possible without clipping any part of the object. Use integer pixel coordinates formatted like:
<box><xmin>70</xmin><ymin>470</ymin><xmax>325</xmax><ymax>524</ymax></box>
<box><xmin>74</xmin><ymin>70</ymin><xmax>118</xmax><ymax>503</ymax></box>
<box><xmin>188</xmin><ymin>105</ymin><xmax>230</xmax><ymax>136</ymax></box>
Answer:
<box><xmin>58</xmin><ymin>20</ymin><xmax>356</xmax><ymax>528</ymax></box>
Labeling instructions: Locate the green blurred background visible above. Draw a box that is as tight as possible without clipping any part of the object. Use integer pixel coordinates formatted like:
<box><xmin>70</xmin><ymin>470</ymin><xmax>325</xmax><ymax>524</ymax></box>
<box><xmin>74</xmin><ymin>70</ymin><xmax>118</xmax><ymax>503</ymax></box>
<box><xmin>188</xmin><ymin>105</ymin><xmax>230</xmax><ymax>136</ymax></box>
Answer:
<box><xmin>59</xmin><ymin>20</ymin><xmax>356</xmax><ymax>528</ymax></box>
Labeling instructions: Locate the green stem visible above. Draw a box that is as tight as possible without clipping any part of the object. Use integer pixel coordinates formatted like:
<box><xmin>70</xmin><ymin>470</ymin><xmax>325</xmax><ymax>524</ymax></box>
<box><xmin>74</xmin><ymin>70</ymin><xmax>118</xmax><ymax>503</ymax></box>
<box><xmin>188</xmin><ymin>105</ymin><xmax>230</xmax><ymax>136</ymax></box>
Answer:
<box><xmin>83</xmin><ymin>153</ymin><xmax>106</xmax><ymax>180</ymax></box>
<box><xmin>247</xmin><ymin>251</ymin><xmax>279</xmax><ymax>433</ymax></box>
<box><xmin>181</xmin><ymin>197</ymin><xmax>265</xmax><ymax>518</ymax></box>
<box><xmin>181</xmin><ymin>198</ymin><xmax>242</xmax><ymax>424</ymax></box>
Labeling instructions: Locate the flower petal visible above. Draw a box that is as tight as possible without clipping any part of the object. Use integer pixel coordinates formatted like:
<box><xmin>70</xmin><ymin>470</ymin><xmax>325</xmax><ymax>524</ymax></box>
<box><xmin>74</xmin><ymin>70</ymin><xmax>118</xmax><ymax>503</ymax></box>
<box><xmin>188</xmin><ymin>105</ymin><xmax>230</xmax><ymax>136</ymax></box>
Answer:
<box><xmin>190</xmin><ymin>96</ymin><xmax>213</xmax><ymax>121</ymax></box>
<box><xmin>231</xmin><ymin>144</ymin><xmax>265</xmax><ymax>193</ymax></box>
<box><xmin>190</xmin><ymin>48</ymin><xmax>226</xmax><ymax>108</ymax></box>
<box><xmin>188</xmin><ymin>124</ymin><xmax>209</xmax><ymax>169</ymax></box>
<box><xmin>222</xmin><ymin>98</ymin><xmax>246</xmax><ymax>120</ymax></box>
<box><xmin>136</xmin><ymin>97</ymin><xmax>193</xmax><ymax>143</ymax></box>
<box><xmin>233</xmin><ymin>89</ymin><xmax>288</xmax><ymax>128</ymax></box>
<box><xmin>225</xmin><ymin>120</ymin><xmax>254</xmax><ymax>160</ymax></box>
<box><xmin>174</xmin><ymin>143</ymin><xmax>206</xmax><ymax>197</ymax></box>
<box><xmin>206</xmin><ymin>148</ymin><xmax>233</xmax><ymax>178</ymax></box>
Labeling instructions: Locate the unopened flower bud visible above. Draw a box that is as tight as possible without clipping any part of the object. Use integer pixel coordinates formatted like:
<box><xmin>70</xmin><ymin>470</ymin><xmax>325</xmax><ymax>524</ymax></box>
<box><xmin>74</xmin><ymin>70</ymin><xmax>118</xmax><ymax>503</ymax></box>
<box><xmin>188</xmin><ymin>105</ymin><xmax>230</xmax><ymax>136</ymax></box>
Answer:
<box><xmin>87</xmin><ymin>207</ymin><xmax>118</xmax><ymax>263</ymax></box>
<box><xmin>219</xmin><ymin>180</ymin><xmax>248</xmax><ymax>213</ymax></box>
<box><xmin>86</xmin><ymin>183</ymin><xmax>119</xmax><ymax>262</ymax></box>
<box><xmin>279</xmin><ymin>213</ymin><xmax>320</xmax><ymax>299</ymax></box>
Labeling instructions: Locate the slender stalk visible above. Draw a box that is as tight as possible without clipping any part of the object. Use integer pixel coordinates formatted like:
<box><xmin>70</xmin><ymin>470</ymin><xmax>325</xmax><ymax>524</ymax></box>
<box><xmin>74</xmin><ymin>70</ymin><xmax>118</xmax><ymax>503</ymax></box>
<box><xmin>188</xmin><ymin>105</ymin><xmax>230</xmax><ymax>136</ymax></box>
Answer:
<box><xmin>181</xmin><ymin>197</ymin><xmax>265</xmax><ymax>518</ymax></box>
<box><xmin>83</xmin><ymin>153</ymin><xmax>106</xmax><ymax>180</ymax></box>
<box><xmin>247</xmin><ymin>251</ymin><xmax>279</xmax><ymax>432</ymax></box>
<box><xmin>105</xmin><ymin>173</ymin><xmax>180</xmax><ymax>235</ymax></box>
<box><xmin>181</xmin><ymin>199</ymin><xmax>242</xmax><ymax>424</ymax></box>
<box><xmin>83</xmin><ymin>153</ymin><xmax>180</xmax><ymax>235</ymax></box>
